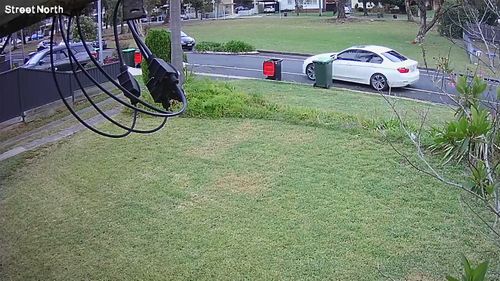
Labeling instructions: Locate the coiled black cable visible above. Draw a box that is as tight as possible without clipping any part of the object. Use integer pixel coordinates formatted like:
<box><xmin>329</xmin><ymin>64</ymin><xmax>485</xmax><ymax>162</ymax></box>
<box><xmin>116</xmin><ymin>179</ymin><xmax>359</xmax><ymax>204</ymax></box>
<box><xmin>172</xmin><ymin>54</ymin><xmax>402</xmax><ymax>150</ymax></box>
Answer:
<box><xmin>76</xmin><ymin>14</ymin><xmax>187</xmax><ymax>117</ymax></box>
<box><xmin>49</xmin><ymin>16</ymin><xmax>136</xmax><ymax>138</ymax></box>
<box><xmin>59</xmin><ymin>15</ymin><xmax>167</xmax><ymax>134</ymax></box>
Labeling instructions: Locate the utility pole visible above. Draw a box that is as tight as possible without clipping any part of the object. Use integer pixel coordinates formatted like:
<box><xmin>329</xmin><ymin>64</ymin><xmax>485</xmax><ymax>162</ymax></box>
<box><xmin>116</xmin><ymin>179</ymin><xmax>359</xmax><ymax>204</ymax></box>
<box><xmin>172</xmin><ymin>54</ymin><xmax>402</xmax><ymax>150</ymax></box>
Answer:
<box><xmin>9</xmin><ymin>34</ymin><xmax>12</xmax><ymax>69</ymax></box>
<box><xmin>279</xmin><ymin>0</ymin><xmax>282</xmax><ymax>18</ymax></box>
<box><xmin>97</xmin><ymin>0</ymin><xmax>103</xmax><ymax>64</ymax></box>
<box><xmin>21</xmin><ymin>29</ymin><xmax>25</xmax><ymax>63</ymax></box>
<box><xmin>170</xmin><ymin>0</ymin><xmax>184</xmax><ymax>84</ymax></box>
<box><xmin>319</xmin><ymin>0</ymin><xmax>322</xmax><ymax>16</ymax></box>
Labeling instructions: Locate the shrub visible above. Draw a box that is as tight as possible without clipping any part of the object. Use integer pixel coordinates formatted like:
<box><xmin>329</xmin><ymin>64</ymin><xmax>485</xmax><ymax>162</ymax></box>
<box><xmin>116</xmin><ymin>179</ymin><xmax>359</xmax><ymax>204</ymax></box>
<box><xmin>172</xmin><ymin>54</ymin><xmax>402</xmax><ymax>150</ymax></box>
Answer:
<box><xmin>195</xmin><ymin>40</ymin><xmax>255</xmax><ymax>53</ymax></box>
<box><xmin>183</xmin><ymin>78</ymin><xmax>270</xmax><ymax>118</ymax></box>
<box><xmin>223</xmin><ymin>40</ymin><xmax>255</xmax><ymax>52</ymax></box>
<box><xmin>142</xmin><ymin>29</ymin><xmax>171</xmax><ymax>84</ymax></box>
<box><xmin>195</xmin><ymin>41</ymin><xmax>225</xmax><ymax>52</ymax></box>
<box><xmin>182</xmin><ymin>78</ymin><xmax>412</xmax><ymax>139</ymax></box>
<box><xmin>72</xmin><ymin>16</ymin><xmax>97</xmax><ymax>41</ymax></box>
<box><xmin>439</xmin><ymin>3</ymin><xmax>467</xmax><ymax>39</ymax></box>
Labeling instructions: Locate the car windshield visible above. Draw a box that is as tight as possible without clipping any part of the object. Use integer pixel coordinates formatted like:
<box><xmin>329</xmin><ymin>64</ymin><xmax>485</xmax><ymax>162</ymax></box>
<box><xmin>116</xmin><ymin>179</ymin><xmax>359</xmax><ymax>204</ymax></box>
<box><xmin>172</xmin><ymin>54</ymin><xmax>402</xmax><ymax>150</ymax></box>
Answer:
<box><xmin>25</xmin><ymin>51</ymin><xmax>48</xmax><ymax>65</ymax></box>
<box><xmin>181</xmin><ymin>31</ymin><xmax>188</xmax><ymax>37</ymax></box>
<box><xmin>382</xmin><ymin>50</ymin><xmax>407</xmax><ymax>62</ymax></box>
<box><xmin>72</xmin><ymin>44</ymin><xmax>91</xmax><ymax>53</ymax></box>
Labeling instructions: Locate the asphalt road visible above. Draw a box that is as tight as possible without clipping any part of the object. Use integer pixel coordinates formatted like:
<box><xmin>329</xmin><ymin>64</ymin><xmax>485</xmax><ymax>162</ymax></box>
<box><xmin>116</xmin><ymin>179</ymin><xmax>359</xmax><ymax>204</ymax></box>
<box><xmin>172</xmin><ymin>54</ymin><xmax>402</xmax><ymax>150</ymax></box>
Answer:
<box><xmin>7</xmin><ymin>49</ymin><xmax>499</xmax><ymax>105</ymax></box>
<box><xmin>186</xmin><ymin>52</ymin><xmax>500</xmax><ymax>105</ymax></box>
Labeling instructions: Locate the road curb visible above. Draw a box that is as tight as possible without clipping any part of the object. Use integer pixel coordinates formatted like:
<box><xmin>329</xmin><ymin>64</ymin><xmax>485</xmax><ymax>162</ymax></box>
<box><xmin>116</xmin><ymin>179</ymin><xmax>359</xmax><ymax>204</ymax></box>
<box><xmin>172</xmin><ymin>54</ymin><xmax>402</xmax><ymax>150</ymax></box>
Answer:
<box><xmin>257</xmin><ymin>49</ymin><xmax>313</xmax><ymax>57</ymax></box>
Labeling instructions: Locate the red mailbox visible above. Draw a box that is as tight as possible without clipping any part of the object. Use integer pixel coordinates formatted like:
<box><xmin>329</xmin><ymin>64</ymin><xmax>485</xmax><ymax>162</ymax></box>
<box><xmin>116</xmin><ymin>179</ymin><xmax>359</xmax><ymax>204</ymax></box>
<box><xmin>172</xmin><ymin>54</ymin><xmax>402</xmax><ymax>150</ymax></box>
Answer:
<box><xmin>134</xmin><ymin>51</ymin><xmax>142</xmax><ymax>67</ymax></box>
<box><xmin>263</xmin><ymin>58</ymin><xmax>282</xmax><ymax>81</ymax></box>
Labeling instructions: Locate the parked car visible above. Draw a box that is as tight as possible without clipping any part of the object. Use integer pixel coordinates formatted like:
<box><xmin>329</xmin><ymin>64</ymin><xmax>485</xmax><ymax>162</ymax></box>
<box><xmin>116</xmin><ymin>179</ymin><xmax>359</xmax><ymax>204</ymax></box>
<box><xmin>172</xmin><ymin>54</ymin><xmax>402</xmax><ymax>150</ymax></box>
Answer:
<box><xmin>92</xmin><ymin>39</ymin><xmax>108</xmax><ymax>50</ymax></box>
<box><xmin>303</xmin><ymin>45</ymin><xmax>419</xmax><ymax>91</ymax></box>
<box><xmin>181</xmin><ymin>14</ymin><xmax>189</xmax><ymax>20</ymax></box>
<box><xmin>263</xmin><ymin>7</ymin><xmax>275</xmax><ymax>13</ymax></box>
<box><xmin>31</xmin><ymin>33</ymin><xmax>44</xmax><ymax>41</ymax></box>
<box><xmin>181</xmin><ymin>31</ymin><xmax>196</xmax><ymax>51</ymax></box>
<box><xmin>352</xmin><ymin>0</ymin><xmax>377</xmax><ymax>11</ymax></box>
<box><xmin>37</xmin><ymin>40</ymin><xmax>57</xmax><ymax>51</ymax></box>
<box><xmin>344</xmin><ymin>6</ymin><xmax>352</xmax><ymax>14</ymax></box>
<box><xmin>24</xmin><ymin>42</ymin><xmax>97</xmax><ymax>71</ymax></box>
<box><xmin>235</xmin><ymin>6</ymin><xmax>249</xmax><ymax>12</ymax></box>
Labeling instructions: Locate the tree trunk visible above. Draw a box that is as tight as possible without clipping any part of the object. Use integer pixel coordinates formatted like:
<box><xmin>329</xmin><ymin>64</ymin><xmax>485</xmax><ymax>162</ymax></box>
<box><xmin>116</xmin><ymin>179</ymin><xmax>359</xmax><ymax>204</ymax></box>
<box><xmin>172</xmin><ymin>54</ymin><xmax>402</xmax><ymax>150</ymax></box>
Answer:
<box><xmin>362</xmin><ymin>0</ymin><xmax>368</xmax><ymax>16</ymax></box>
<box><xmin>337</xmin><ymin>0</ymin><xmax>346</xmax><ymax>19</ymax></box>
<box><xmin>414</xmin><ymin>0</ymin><xmax>426</xmax><ymax>42</ymax></box>
<box><xmin>295</xmin><ymin>0</ymin><xmax>302</xmax><ymax>16</ymax></box>
<box><xmin>164</xmin><ymin>8</ymin><xmax>170</xmax><ymax>23</ymax></box>
<box><xmin>414</xmin><ymin>0</ymin><xmax>444</xmax><ymax>43</ymax></box>
<box><xmin>170</xmin><ymin>0</ymin><xmax>184</xmax><ymax>85</ymax></box>
<box><xmin>405</xmin><ymin>0</ymin><xmax>413</xmax><ymax>21</ymax></box>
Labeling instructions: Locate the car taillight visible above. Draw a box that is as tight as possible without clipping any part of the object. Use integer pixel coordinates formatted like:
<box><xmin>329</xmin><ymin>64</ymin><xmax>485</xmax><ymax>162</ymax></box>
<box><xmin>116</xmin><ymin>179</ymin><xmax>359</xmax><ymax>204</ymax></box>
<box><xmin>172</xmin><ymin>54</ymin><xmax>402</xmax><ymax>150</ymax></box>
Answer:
<box><xmin>91</xmin><ymin>52</ymin><xmax>98</xmax><ymax>58</ymax></box>
<box><xmin>397</xmin><ymin>67</ymin><xmax>410</xmax><ymax>73</ymax></box>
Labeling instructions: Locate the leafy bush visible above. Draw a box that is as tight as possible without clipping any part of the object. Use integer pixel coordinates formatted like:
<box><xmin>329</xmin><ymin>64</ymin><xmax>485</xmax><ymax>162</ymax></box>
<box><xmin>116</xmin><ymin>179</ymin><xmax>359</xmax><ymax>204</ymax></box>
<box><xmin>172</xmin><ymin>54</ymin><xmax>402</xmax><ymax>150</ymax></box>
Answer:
<box><xmin>223</xmin><ymin>40</ymin><xmax>255</xmax><ymax>52</ymax></box>
<box><xmin>142</xmin><ymin>29</ymin><xmax>171</xmax><ymax>84</ymax></box>
<box><xmin>478</xmin><ymin>7</ymin><xmax>499</xmax><ymax>26</ymax></box>
<box><xmin>447</xmin><ymin>256</ymin><xmax>489</xmax><ymax>281</ymax></box>
<box><xmin>195</xmin><ymin>40</ymin><xmax>255</xmax><ymax>53</ymax></box>
<box><xmin>72</xmin><ymin>16</ymin><xmax>97</xmax><ymax>41</ymax></box>
<box><xmin>181</xmin><ymin>78</ymin><xmax>411</xmax><ymax>138</ymax></box>
<box><xmin>438</xmin><ymin>3</ymin><xmax>498</xmax><ymax>38</ymax></box>
<box><xmin>439</xmin><ymin>3</ymin><xmax>467</xmax><ymax>39</ymax></box>
<box><xmin>183</xmin><ymin>78</ymin><xmax>271</xmax><ymax>118</ymax></box>
<box><xmin>195</xmin><ymin>41</ymin><xmax>225</xmax><ymax>52</ymax></box>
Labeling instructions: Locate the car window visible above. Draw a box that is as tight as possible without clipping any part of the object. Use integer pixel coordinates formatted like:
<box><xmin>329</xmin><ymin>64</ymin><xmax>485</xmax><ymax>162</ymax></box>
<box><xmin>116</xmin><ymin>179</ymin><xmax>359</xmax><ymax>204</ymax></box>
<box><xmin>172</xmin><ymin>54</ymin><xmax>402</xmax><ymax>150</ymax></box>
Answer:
<box><xmin>72</xmin><ymin>45</ymin><xmax>86</xmax><ymax>53</ymax></box>
<box><xmin>337</xmin><ymin>50</ymin><xmax>359</xmax><ymax>61</ymax></box>
<box><xmin>356</xmin><ymin>50</ymin><xmax>384</xmax><ymax>64</ymax></box>
<box><xmin>26</xmin><ymin>51</ymin><xmax>48</xmax><ymax>65</ymax></box>
<box><xmin>55</xmin><ymin>50</ymin><xmax>68</xmax><ymax>60</ymax></box>
<box><xmin>356</xmin><ymin>50</ymin><xmax>372</xmax><ymax>62</ymax></box>
<box><xmin>382</xmin><ymin>50</ymin><xmax>407</xmax><ymax>62</ymax></box>
<box><xmin>369</xmin><ymin>55</ymin><xmax>383</xmax><ymax>64</ymax></box>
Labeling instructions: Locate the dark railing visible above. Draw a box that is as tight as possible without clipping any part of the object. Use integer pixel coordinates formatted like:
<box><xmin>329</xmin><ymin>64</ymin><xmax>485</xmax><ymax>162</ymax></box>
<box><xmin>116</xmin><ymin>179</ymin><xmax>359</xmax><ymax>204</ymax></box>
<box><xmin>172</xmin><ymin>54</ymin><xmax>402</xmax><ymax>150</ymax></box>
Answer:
<box><xmin>0</xmin><ymin>62</ymin><xmax>120</xmax><ymax>124</ymax></box>
<box><xmin>0</xmin><ymin>55</ymin><xmax>10</xmax><ymax>73</ymax></box>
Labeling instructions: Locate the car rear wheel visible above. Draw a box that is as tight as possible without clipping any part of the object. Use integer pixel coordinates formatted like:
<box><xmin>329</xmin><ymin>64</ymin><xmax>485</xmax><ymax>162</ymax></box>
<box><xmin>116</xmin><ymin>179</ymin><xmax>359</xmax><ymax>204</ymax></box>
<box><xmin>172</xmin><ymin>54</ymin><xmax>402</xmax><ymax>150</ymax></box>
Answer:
<box><xmin>306</xmin><ymin>63</ymin><xmax>315</xmax><ymax>80</ymax></box>
<box><xmin>370</xmin><ymin>73</ymin><xmax>388</xmax><ymax>91</ymax></box>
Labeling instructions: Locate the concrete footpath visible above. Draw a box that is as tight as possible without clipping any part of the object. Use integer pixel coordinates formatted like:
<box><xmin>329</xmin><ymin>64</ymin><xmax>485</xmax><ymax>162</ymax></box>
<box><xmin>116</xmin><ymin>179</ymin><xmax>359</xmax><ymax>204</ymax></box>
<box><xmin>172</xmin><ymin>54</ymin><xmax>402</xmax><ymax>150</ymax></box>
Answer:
<box><xmin>0</xmin><ymin>100</ymin><xmax>122</xmax><ymax>162</ymax></box>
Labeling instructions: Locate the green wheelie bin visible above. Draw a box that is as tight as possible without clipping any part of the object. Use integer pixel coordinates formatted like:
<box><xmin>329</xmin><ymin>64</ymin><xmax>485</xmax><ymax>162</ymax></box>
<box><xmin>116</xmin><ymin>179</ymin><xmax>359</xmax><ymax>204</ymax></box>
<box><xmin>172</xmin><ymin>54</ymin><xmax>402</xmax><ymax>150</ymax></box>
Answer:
<box><xmin>313</xmin><ymin>57</ymin><xmax>333</xmax><ymax>89</ymax></box>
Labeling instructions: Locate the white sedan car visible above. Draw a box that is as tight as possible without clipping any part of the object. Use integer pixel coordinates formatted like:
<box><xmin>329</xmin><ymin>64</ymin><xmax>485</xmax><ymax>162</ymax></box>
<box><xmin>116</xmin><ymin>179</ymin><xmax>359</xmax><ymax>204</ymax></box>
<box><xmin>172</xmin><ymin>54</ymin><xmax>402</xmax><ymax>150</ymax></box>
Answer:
<box><xmin>303</xmin><ymin>45</ymin><xmax>419</xmax><ymax>91</ymax></box>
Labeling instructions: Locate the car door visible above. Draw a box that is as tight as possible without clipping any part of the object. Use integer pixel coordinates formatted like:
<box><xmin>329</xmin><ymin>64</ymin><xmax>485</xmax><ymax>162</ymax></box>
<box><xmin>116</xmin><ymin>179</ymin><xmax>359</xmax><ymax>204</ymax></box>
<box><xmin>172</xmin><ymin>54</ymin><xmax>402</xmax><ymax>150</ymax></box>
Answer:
<box><xmin>37</xmin><ymin>50</ymin><xmax>68</xmax><ymax>71</ymax></box>
<box><xmin>333</xmin><ymin>49</ymin><xmax>360</xmax><ymax>82</ymax></box>
<box><xmin>354</xmin><ymin>50</ymin><xmax>384</xmax><ymax>84</ymax></box>
<box><xmin>54</xmin><ymin>50</ymin><xmax>72</xmax><ymax>71</ymax></box>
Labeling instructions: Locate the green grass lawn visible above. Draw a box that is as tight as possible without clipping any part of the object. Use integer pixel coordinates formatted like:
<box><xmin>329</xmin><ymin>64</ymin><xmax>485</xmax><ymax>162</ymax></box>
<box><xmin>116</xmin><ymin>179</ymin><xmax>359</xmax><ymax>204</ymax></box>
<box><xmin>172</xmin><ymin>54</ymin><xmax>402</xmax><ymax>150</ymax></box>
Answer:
<box><xmin>1</xmin><ymin>79</ymin><xmax>498</xmax><ymax>280</ymax></box>
<box><xmin>231</xmin><ymin>79</ymin><xmax>454</xmax><ymax>126</ymax></box>
<box><xmin>183</xmin><ymin>17</ymin><xmax>470</xmax><ymax>71</ymax></box>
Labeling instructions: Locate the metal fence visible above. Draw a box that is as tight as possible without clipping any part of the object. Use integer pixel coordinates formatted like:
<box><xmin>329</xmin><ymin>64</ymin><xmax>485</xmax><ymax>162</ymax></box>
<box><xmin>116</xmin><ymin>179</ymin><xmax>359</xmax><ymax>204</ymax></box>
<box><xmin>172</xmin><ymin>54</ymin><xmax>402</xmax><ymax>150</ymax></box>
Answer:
<box><xmin>465</xmin><ymin>23</ymin><xmax>500</xmax><ymax>43</ymax></box>
<box><xmin>0</xmin><ymin>55</ymin><xmax>9</xmax><ymax>73</ymax></box>
<box><xmin>0</xmin><ymin>62</ymin><xmax>120</xmax><ymax>124</ymax></box>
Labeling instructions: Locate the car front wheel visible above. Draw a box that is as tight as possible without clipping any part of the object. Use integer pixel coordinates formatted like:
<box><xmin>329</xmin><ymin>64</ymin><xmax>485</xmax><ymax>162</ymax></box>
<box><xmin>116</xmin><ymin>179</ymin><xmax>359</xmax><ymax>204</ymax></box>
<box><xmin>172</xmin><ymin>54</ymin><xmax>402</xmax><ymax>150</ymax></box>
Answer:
<box><xmin>306</xmin><ymin>63</ymin><xmax>315</xmax><ymax>80</ymax></box>
<box><xmin>370</xmin><ymin>73</ymin><xmax>388</xmax><ymax>91</ymax></box>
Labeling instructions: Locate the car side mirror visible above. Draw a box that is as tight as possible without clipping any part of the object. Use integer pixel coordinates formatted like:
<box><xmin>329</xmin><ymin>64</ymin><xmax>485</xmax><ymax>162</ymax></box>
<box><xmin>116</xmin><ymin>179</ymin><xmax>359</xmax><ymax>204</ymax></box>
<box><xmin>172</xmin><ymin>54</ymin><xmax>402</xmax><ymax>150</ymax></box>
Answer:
<box><xmin>331</xmin><ymin>54</ymin><xmax>337</xmax><ymax>60</ymax></box>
